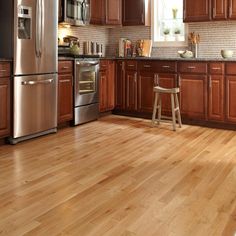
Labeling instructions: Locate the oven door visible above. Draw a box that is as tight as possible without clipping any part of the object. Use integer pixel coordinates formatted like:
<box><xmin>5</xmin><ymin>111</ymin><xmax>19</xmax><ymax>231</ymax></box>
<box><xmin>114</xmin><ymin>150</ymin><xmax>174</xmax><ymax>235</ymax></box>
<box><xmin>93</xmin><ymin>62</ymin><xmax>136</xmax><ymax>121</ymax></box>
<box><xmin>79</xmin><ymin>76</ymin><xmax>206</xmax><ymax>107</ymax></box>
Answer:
<box><xmin>65</xmin><ymin>0</ymin><xmax>84</xmax><ymax>25</ymax></box>
<box><xmin>75</xmin><ymin>60</ymin><xmax>99</xmax><ymax>107</ymax></box>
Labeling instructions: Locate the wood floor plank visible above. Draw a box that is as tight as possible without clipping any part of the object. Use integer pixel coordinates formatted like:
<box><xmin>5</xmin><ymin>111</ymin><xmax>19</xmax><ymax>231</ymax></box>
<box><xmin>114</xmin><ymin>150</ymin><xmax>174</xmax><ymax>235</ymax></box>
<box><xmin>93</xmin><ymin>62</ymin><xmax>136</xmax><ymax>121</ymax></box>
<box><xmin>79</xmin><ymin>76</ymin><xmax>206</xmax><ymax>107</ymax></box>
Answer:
<box><xmin>0</xmin><ymin>115</ymin><xmax>236</xmax><ymax>236</ymax></box>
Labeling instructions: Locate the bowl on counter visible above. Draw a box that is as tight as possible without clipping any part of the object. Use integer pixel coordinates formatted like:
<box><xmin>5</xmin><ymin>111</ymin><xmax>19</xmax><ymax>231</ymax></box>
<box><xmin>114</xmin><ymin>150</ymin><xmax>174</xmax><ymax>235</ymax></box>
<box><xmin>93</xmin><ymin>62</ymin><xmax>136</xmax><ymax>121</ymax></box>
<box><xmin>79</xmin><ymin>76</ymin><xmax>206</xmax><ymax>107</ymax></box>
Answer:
<box><xmin>178</xmin><ymin>50</ymin><xmax>194</xmax><ymax>58</ymax></box>
<box><xmin>221</xmin><ymin>50</ymin><xmax>234</xmax><ymax>59</ymax></box>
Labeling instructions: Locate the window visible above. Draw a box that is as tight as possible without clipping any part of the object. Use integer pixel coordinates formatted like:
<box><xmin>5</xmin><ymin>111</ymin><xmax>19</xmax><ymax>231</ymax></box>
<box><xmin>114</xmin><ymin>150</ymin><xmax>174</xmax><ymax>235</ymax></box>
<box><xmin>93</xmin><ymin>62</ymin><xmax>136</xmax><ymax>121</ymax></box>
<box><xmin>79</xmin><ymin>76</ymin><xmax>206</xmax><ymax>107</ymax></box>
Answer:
<box><xmin>151</xmin><ymin>0</ymin><xmax>188</xmax><ymax>47</ymax></box>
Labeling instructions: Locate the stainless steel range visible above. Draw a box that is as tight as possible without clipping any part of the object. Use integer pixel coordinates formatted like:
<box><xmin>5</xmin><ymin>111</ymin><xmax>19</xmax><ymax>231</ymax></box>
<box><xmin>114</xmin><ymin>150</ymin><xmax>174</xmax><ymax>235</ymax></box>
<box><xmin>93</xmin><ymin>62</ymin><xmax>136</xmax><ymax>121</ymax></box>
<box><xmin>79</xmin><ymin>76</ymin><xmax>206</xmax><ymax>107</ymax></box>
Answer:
<box><xmin>74</xmin><ymin>59</ymin><xmax>99</xmax><ymax>125</ymax></box>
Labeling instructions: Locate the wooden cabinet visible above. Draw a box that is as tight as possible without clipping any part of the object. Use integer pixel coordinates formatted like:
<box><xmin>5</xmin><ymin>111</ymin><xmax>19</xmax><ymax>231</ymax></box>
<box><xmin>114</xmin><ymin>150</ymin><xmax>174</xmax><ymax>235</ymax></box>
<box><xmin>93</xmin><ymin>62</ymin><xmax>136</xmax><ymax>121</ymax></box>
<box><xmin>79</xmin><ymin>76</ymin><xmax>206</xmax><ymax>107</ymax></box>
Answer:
<box><xmin>0</xmin><ymin>62</ymin><xmax>11</xmax><ymax>138</ymax></box>
<box><xmin>115</xmin><ymin>61</ymin><xmax>125</xmax><ymax>110</ymax></box>
<box><xmin>90</xmin><ymin>0</ymin><xmax>122</xmax><ymax>25</ymax></box>
<box><xmin>122</xmin><ymin>0</ymin><xmax>151</xmax><ymax>26</ymax></box>
<box><xmin>208</xmin><ymin>63</ymin><xmax>225</xmax><ymax>122</ymax></box>
<box><xmin>229</xmin><ymin>0</ymin><xmax>236</xmax><ymax>19</ymax></box>
<box><xmin>212</xmin><ymin>0</ymin><xmax>227</xmax><ymax>20</ymax></box>
<box><xmin>184</xmin><ymin>0</ymin><xmax>211</xmax><ymax>22</ymax></box>
<box><xmin>126</xmin><ymin>69</ymin><xmax>138</xmax><ymax>111</ymax></box>
<box><xmin>58</xmin><ymin>61</ymin><xmax>73</xmax><ymax>124</ymax></box>
<box><xmin>99</xmin><ymin>60</ymin><xmax>115</xmax><ymax>112</ymax></box>
<box><xmin>106</xmin><ymin>0</ymin><xmax>122</xmax><ymax>25</ymax></box>
<box><xmin>179</xmin><ymin>62</ymin><xmax>207</xmax><ymax>120</ymax></box>
<box><xmin>90</xmin><ymin>0</ymin><xmax>105</xmax><ymax>24</ymax></box>
<box><xmin>225</xmin><ymin>63</ymin><xmax>236</xmax><ymax>123</ymax></box>
<box><xmin>138</xmin><ymin>71</ymin><xmax>155</xmax><ymax>113</ymax></box>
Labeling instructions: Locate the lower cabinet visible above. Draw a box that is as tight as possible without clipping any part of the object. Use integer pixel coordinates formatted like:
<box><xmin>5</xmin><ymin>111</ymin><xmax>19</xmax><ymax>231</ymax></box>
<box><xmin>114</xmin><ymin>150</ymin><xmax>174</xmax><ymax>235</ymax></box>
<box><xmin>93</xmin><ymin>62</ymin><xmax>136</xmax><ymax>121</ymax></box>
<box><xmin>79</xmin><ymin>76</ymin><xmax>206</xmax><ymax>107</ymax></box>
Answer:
<box><xmin>179</xmin><ymin>74</ymin><xmax>207</xmax><ymax>120</ymax></box>
<box><xmin>58</xmin><ymin>61</ymin><xmax>73</xmax><ymax>124</ymax></box>
<box><xmin>0</xmin><ymin>77</ymin><xmax>10</xmax><ymax>138</ymax></box>
<box><xmin>99</xmin><ymin>60</ymin><xmax>115</xmax><ymax>112</ymax></box>
<box><xmin>208</xmin><ymin>63</ymin><xmax>225</xmax><ymax>122</ymax></box>
<box><xmin>138</xmin><ymin>71</ymin><xmax>155</xmax><ymax>113</ymax></box>
<box><xmin>225</xmin><ymin>63</ymin><xmax>236</xmax><ymax>123</ymax></box>
<box><xmin>158</xmin><ymin>73</ymin><xmax>178</xmax><ymax>114</ymax></box>
<box><xmin>115</xmin><ymin>60</ymin><xmax>125</xmax><ymax>110</ymax></box>
<box><xmin>226</xmin><ymin>76</ymin><xmax>236</xmax><ymax>123</ymax></box>
<box><xmin>126</xmin><ymin>69</ymin><xmax>138</xmax><ymax>111</ymax></box>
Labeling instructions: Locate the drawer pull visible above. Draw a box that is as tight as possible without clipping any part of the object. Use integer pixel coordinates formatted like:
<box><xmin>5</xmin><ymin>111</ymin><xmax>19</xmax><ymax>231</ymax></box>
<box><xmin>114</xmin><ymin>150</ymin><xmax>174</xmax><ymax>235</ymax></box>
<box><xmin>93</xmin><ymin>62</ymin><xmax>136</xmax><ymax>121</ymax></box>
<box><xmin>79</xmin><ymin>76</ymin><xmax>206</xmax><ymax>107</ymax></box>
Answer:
<box><xmin>144</xmin><ymin>65</ymin><xmax>151</xmax><ymax>68</ymax></box>
<box><xmin>62</xmin><ymin>66</ymin><xmax>69</xmax><ymax>69</ymax></box>
<box><xmin>187</xmin><ymin>66</ymin><xmax>196</xmax><ymax>69</ymax></box>
<box><xmin>128</xmin><ymin>64</ymin><xmax>135</xmax><ymax>67</ymax></box>
<box><xmin>60</xmin><ymin>79</ymin><xmax>71</xmax><ymax>82</ymax></box>
<box><xmin>162</xmin><ymin>65</ymin><xmax>170</xmax><ymax>68</ymax></box>
<box><xmin>212</xmin><ymin>67</ymin><xmax>221</xmax><ymax>70</ymax></box>
<box><xmin>0</xmin><ymin>69</ymin><xmax>7</xmax><ymax>72</ymax></box>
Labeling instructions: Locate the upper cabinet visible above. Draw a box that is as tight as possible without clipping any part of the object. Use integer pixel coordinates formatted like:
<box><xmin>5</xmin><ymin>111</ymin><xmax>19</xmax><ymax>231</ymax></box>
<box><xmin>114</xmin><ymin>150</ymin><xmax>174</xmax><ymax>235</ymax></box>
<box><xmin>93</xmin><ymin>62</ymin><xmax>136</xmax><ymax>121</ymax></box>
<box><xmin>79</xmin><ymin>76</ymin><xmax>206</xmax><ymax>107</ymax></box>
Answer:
<box><xmin>90</xmin><ymin>0</ymin><xmax>122</xmax><ymax>25</ymax></box>
<box><xmin>183</xmin><ymin>0</ymin><xmax>211</xmax><ymax>22</ymax></box>
<box><xmin>122</xmin><ymin>0</ymin><xmax>151</xmax><ymax>26</ymax></box>
<box><xmin>184</xmin><ymin>0</ymin><xmax>236</xmax><ymax>22</ymax></box>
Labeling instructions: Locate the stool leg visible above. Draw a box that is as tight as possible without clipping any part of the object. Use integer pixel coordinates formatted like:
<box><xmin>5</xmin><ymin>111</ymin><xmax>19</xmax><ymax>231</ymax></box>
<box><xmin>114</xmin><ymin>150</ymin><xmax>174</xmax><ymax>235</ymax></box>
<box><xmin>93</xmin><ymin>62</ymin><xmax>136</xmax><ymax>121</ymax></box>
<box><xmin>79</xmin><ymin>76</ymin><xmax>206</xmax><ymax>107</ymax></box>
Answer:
<box><xmin>152</xmin><ymin>92</ymin><xmax>159</xmax><ymax>125</ymax></box>
<box><xmin>157</xmin><ymin>95</ymin><xmax>162</xmax><ymax>125</ymax></box>
<box><xmin>171</xmin><ymin>94</ymin><xmax>176</xmax><ymax>131</ymax></box>
<box><xmin>175</xmin><ymin>93</ymin><xmax>182</xmax><ymax>128</ymax></box>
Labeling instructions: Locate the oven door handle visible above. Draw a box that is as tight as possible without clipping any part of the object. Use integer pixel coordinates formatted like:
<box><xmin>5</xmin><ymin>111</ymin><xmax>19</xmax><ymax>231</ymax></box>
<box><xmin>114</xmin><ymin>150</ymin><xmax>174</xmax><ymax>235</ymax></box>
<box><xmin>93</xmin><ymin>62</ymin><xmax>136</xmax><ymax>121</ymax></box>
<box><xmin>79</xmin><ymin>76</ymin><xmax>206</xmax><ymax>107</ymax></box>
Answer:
<box><xmin>76</xmin><ymin>62</ymin><xmax>99</xmax><ymax>66</ymax></box>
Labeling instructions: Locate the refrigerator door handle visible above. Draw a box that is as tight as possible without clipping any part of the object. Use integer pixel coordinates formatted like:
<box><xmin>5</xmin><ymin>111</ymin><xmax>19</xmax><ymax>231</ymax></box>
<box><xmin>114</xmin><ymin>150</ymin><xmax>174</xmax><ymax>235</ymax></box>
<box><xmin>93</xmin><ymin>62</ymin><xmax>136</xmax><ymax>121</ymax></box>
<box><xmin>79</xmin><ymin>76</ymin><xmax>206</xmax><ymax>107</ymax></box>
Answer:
<box><xmin>39</xmin><ymin>0</ymin><xmax>44</xmax><ymax>57</ymax></box>
<box><xmin>35</xmin><ymin>0</ymin><xmax>40</xmax><ymax>57</ymax></box>
<box><xmin>21</xmin><ymin>79</ymin><xmax>54</xmax><ymax>85</ymax></box>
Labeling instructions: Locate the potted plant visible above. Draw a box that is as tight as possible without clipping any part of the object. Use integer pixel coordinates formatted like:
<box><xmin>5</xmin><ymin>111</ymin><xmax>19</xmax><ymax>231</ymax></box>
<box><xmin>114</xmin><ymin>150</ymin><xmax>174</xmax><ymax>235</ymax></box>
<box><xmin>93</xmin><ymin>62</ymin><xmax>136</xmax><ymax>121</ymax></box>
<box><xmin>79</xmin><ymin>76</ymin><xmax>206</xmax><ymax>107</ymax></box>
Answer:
<box><xmin>174</xmin><ymin>28</ymin><xmax>181</xmax><ymax>41</ymax></box>
<box><xmin>163</xmin><ymin>28</ymin><xmax>170</xmax><ymax>41</ymax></box>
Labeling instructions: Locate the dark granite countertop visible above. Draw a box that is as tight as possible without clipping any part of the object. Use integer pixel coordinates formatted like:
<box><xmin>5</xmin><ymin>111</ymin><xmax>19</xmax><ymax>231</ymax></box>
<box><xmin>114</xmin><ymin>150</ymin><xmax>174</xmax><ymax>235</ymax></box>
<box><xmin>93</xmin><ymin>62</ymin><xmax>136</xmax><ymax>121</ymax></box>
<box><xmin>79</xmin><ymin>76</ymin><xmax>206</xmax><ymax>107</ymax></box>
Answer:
<box><xmin>58</xmin><ymin>55</ymin><xmax>236</xmax><ymax>62</ymax></box>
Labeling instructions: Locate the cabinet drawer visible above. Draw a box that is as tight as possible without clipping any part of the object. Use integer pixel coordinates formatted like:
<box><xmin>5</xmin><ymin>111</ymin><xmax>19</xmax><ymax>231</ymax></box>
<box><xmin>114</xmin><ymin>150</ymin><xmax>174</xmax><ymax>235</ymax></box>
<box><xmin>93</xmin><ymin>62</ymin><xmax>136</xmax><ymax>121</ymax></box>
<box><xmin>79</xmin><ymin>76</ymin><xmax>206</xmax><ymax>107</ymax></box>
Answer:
<box><xmin>0</xmin><ymin>63</ymin><xmax>11</xmax><ymax>78</ymax></box>
<box><xmin>178</xmin><ymin>62</ymin><xmax>207</xmax><ymax>74</ymax></box>
<box><xmin>209</xmin><ymin>63</ymin><xmax>224</xmax><ymax>75</ymax></box>
<box><xmin>125</xmin><ymin>60</ymin><xmax>137</xmax><ymax>71</ymax></box>
<box><xmin>225</xmin><ymin>63</ymin><xmax>236</xmax><ymax>75</ymax></box>
<box><xmin>138</xmin><ymin>61</ymin><xmax>155</xmax><ymax>71</ymax></box>
<box><xmin>58</xmin><ymin>61</ymin><xmax>73</xmax><ymax>74</ymax></box>
<box><xmin>100</xmin><ymin>60</ymin><xmax>109</xmax><ymax>71</ymax></box>
<box><xmin>155</xmin><ymin>61</ymin><xmax>177</xmax><ymax>73</ymax></box>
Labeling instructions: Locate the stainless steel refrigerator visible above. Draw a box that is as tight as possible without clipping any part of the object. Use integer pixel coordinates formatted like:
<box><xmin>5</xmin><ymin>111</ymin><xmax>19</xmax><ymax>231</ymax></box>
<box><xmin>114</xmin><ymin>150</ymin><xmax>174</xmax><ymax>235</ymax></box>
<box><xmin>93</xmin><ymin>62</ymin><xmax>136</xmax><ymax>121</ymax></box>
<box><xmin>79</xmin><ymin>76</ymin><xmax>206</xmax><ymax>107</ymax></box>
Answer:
<box><xmin>0</xmin><ymin>0</ymin><xmax>58</xmax><ymax>144</ymax></box>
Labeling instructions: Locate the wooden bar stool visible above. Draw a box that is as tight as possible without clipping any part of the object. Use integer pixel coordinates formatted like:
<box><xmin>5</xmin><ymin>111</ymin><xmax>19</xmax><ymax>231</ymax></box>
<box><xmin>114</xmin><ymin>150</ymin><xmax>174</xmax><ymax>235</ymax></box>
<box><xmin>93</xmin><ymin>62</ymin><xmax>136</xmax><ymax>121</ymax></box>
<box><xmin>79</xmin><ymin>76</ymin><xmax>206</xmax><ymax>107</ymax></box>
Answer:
<box><xmin>152</xmin><ymin>86</ymin><xmax>182</xmax><ymax>131</ymax></box>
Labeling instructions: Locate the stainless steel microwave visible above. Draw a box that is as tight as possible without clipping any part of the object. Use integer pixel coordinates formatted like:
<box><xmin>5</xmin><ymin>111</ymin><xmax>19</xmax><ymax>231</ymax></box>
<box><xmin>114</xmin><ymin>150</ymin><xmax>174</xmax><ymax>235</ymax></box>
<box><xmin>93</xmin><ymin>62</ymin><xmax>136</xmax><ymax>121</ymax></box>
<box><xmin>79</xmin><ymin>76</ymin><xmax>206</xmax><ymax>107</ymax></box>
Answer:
<box><xmin>59</xmin><ymin>0</ymin><xmax>90</xmax><ymax>26</ymax></box>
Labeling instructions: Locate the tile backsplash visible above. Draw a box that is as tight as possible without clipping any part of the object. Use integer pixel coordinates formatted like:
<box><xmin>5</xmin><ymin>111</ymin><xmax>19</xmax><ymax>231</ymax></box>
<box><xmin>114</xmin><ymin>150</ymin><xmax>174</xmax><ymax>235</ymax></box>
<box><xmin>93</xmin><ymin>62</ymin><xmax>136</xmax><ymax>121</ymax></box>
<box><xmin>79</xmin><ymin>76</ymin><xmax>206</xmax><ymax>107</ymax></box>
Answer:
<box><xmin>59</xmin><ymin>21</ymin><xmax>236</xmax><ymax>58</ymax></box>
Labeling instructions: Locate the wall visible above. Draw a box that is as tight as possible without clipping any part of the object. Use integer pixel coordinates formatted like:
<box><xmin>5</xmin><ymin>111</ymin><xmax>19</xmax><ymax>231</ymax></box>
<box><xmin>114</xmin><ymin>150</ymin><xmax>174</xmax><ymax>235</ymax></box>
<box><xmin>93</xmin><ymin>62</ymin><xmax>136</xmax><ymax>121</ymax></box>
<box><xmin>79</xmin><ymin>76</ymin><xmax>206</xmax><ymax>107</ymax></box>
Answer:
<box><xmin>108</xmin><ymin>21</ymin><xmax>236</xmax><ymax>58</ymax></box>
<box><xmin>59</xmin><ymin>21</ymin><xmax>236</xmax><ymax>59</ymax></box>
<box><xmin>58</xmin><ymin>25</ymin><xmax>109</xmax><ymax>56</ymax></box>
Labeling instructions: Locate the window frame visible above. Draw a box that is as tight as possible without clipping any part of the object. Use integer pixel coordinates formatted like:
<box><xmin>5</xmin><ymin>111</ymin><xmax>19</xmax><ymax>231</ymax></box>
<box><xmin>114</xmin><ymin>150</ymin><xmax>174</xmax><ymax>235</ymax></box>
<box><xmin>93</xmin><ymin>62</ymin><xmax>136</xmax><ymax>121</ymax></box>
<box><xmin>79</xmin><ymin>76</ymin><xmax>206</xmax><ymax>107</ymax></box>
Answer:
<box><xmin>151</xmin><ymin>0</ymin><xmax>188</xmax><ymax>48</ymax></box>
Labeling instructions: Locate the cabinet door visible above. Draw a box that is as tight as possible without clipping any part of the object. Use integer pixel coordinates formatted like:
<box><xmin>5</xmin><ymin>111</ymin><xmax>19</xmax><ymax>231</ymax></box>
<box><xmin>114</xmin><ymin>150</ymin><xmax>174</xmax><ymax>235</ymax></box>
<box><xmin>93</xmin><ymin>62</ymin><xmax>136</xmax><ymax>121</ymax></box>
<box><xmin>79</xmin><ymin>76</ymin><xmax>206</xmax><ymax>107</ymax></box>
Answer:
<box><xmin>115</xmin><ymin>61</ymin><xmax>125</xmax><ymax>110</ymax></box>
<box><xmin>158</xmin><ymin>73</ymin><xmax>178</xmax><ymax>114</ymax></box>
<box><xmin>212</xmin><ymin>0</ymin><xmax>227</xmax><ymax>20</ymax></box>
<box><xmin>0</xmin><ymin>78</ymin><xmax>10</xmax><ymax>138</ymax></box>
<box><xmin>179</xmin><ymin>74</ymin><xmax>207</xmax><ymax>120</ymax></box>
<box><xmin>106</xmin><ymin>0</ymin><xmax>122</xmax><ymax>25</ymax></box>
<box><xmin>226</xmin><ymin>76</ymin><xmax>236</xmax><ymax>123</ymax></box>
<box><xmin>122</xmin><ymin>0</ymin><xmax>150</xmax><ymax>26</ymax></box>
<box><xmin>126</xmin><ymin>70</ymin><xmax>138</xmax><ymax>111</ymax></box>
<box><xmin>229</xmin><ymin>0</ymin><xmax>236</xmax><ymax>19</ymax></box>
<box><xmin>107</xmin><ymin>61</ymin><xmax>115</xmax><ymax>110</ymax></box>
<box><xmin>184</xmin><ymin>0</ymin><xmax>211</xmax><ymax>22</ymax></box>
<box><xmin>138</xmin><ymin>71</ymin><xmax>155</xmax><ymax>113</ymax></box>
<box><xmin>58</xmin><ymin>75</ymin><xmax>73</xmax><ymax>124</ymax></box>
<box><xmin>208</xmin><ymin>75</ymin><xmax>224</xmax><ymax>122</ymax></box>
<box><xmin>90</xmin><ymin>0</ymin><xmax>105</xmax><ymax>25</ymax></box>
<box><xmin>99</xmin><ymin>70</ymin><xmax>108</xmax><ymax>112</ymax></box>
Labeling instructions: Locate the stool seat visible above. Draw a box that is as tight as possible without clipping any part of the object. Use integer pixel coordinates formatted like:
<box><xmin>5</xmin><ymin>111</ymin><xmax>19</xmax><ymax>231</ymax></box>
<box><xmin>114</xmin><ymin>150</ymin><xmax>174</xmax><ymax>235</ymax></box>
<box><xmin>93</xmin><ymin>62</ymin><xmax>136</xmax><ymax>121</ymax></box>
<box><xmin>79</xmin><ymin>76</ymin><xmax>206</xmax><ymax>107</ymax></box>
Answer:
<box><xmin>152</xmin><ymin>86</ymin><xmax>182</xmax><ymax>131</ymax></box>
<box><xmin>153</xmin><ymin>86</ymin><xmax>179</xmax><ymax>94</ymax></box>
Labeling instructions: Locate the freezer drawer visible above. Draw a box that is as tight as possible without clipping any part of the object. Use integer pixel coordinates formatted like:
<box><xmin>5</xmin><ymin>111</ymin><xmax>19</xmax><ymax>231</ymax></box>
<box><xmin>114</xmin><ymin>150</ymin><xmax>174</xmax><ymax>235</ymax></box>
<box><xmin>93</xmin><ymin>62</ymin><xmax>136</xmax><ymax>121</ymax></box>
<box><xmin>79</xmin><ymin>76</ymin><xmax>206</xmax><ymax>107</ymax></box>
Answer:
<box><xmin>13</xmin><ymin>74</ymin><xmax>57</xmax><ymax>138</ymax></box>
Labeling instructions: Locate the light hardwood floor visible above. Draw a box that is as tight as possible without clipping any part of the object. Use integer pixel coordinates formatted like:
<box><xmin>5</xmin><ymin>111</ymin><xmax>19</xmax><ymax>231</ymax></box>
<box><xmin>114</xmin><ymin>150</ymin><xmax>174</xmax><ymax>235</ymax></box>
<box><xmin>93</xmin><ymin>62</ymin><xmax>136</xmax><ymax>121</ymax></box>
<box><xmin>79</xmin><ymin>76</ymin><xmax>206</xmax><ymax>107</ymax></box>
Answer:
<box><xmin>0</xmin><ymin>115</ymin><xmax>236</xmax><ymax>236</ymax></box>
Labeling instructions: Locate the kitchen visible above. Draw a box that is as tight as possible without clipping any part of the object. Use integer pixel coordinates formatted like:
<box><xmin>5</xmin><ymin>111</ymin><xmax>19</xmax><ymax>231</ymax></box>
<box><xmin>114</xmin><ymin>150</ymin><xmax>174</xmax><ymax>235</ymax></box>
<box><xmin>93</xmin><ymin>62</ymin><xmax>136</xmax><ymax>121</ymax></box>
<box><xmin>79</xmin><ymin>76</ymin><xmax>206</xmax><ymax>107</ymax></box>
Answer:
<box><xmin>0</xmin><ymin>0</ymin><xmax>236</xmax><ymax>235</ymax></box>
